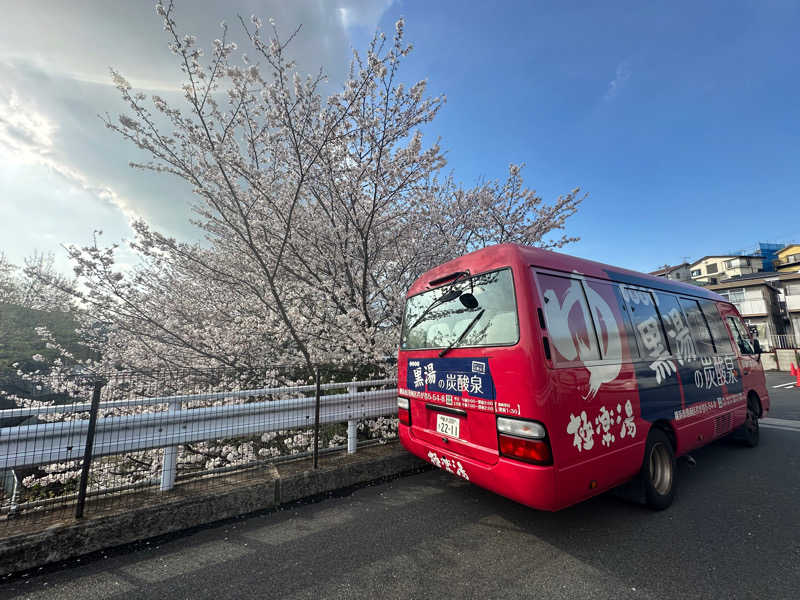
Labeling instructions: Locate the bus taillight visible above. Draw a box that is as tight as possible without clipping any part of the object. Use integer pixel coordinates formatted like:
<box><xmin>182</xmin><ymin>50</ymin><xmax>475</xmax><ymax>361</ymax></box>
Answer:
<box><xmin>398</xmin><ymin>396</ymin><xmax>411</xmax><ymax>426</ymax></box>
<box><xmin>497</xmin><ymin>417</ymin><xmax>552</xmax><ymax>465</ymax></box>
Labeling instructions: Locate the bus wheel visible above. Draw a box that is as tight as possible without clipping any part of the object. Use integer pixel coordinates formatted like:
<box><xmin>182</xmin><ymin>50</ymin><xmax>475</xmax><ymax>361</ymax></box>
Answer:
<box><xmin>642</xmin><ymin>428</ymin><xmax>675</xmax><ymax>510</ymax></box>
<box><xmin>741</xmin><ymin>397</ymin><xmax>760</xmax><ymax>448</ymax></box>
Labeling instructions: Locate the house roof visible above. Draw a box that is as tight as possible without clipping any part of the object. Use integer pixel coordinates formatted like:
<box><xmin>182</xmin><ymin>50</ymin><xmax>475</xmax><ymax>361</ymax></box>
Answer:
<box><xmin>777</xmin><ymin>243</ymin><xmax>800</xmax><ymax>257</ymax></box>
<box><xmin>689</xmin><ymin>255</ymin><xmax>762</xmax><ymax>269</ymax></box>
<box><xmin>649</xmin><ymin>263</ymin><xmax>689</xmax><ymax>276</ymax></box>
<box><xmin>708</xmin><ymin>270</ymin><xmax>800</xmax><ymax>290</ymax></box>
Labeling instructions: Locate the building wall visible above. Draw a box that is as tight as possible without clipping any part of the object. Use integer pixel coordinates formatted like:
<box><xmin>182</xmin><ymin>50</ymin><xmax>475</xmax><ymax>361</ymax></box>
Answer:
<box><xmin>713</xmin><ymin>283</ymin><xmax>786</xmax><ymax>349</ymax></box>
<box><xmin>775</xmin><ymin>244</ymin><xmax>800</xmax><ymax>273</ymax></box>
<box><xmin>783</xmin><ymin>279</ymin><xmax>800</xmax><ymax>345</ymax></box>
<box><xmin>690</xmin><ymin>256</ymin><xmax>761</xmax><ymax>284</ymax></box>
<box><xmin>666</xmin><ymin>264</ymin><xmax>691</xmax><ymax>281</ymax></box>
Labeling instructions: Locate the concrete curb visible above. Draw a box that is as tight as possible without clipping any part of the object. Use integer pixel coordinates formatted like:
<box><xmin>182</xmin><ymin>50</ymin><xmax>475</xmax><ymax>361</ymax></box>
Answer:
<box><xmin>0</xmin><ymin>442</ymin><xmax>426</xmax><ymax>577</ymax></box>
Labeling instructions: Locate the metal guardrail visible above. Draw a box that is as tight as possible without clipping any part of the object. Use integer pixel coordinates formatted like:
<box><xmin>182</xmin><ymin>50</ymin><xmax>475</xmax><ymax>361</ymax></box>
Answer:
<box><xmin>0</xmin><ymin>378</ymin><xmax>398</xmax><ymax>497</ymax></box>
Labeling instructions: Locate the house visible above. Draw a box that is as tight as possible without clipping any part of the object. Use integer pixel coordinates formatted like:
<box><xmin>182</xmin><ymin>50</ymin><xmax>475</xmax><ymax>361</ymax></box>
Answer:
<box><xmin>689</xmin><ymin>255</ymin><xmax>764</xmax><ymax>286</ymax></box>
<box><xmin>708</xmin><ymin>271</ymin><xmax>800</xmax><ymax>349</ymax></box>
<box><xmin>649</xmin><ymin>263</ymin><xmax>690</xmax><ymax>282</ymax></box>
<box><xmin>774</xmin><ymin>244</ymin><xmax>800</xmax><ymax>273</ymax></box>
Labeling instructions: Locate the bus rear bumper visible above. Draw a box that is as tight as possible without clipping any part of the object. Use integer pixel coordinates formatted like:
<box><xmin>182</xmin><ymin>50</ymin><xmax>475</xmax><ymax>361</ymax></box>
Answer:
<box><xmin>399</xmin><ymin>425</ymin><xmax>559</xmax><ymax>511</ymax></box>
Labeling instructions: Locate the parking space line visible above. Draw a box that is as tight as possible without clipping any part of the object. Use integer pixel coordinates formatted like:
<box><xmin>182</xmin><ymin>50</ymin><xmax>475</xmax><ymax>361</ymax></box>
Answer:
<box><xmin>762</xmin><ymin>424</ymin><xmax>800</xmax><ymax>433</ymax></box>
<box><xmin>762</xmin><ymin>417</ymin><xmax>800</xmax><ymax>428</ymax></box>
<box><xmin>771</xmin><ymin>381</ymin><xmax>797</xmax><ymax>389</ymax></box>
<box><xmin>762</xmin><ymin>417</ymin><xmax>800</xmax><ymax>433</ymax></box>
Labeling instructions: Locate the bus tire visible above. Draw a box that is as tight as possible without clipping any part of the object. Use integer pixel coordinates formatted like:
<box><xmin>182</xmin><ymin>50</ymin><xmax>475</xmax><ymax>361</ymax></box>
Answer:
<box><xmin>642</xmin><ymin>428</ymin><xmax>676</xmax><ymax>510</ymax></box>
<box><xmin>740</xmin><ymin>395</ymin><xmax>760</xmax><ymax>448</ymax></box>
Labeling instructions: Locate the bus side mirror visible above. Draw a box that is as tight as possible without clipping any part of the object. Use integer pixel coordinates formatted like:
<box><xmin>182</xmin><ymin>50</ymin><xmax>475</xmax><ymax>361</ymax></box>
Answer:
<box><xmin>752</xmin><ymin>338</ymin><xmax>761</xmax><ymax>359</ymax></box>
<box><xmin>459</xmin><ymin>293</ymin><xmax>479</xmax><ymax>310</ymax></box>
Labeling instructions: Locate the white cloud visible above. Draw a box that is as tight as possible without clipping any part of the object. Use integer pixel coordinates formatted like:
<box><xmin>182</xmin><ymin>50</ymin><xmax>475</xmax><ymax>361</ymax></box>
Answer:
<box><xmin>604</xmin><ymin>60</ymin><xmax>632</xmax><ymax>101</ymax></box>
<box><xmin>0</xmin><ymin>1</ymin><xmax>394</xmax><ymax>274</ymax></box>
<box><xmin>336</xmin><ymin>0</ymin><xmax>393</xmax><ymax>29</ymax></box>
<box><xmin>0</xmin><ymin>91</ymin><xmax>56</xmax><ymax>158</ymax></box>
<box><xmin>0</xmin><ymin>87</ymin><xmax>140</xmax><ymax>224</ymax></box>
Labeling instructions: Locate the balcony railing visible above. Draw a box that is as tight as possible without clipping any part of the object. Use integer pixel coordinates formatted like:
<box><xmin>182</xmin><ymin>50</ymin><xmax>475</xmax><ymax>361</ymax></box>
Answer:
<box><xmin>774</xmin><ymin>256</ymin><xmax>800</xmax><ymax>267</ymax></box>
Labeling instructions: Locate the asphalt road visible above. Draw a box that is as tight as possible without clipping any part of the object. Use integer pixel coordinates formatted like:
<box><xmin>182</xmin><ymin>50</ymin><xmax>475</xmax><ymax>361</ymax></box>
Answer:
<box><xmin>3</xmin><ymin>372</ymin><xmax>800</xmax><ymax>600</ymax></box>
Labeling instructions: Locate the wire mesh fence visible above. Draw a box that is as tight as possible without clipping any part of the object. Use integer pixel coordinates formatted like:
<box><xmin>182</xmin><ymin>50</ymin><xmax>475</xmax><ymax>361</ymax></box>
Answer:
<box><xmin>0</xmin><ymin>362</ymin><xmax>398</xmax><ymax>534</ymax></box>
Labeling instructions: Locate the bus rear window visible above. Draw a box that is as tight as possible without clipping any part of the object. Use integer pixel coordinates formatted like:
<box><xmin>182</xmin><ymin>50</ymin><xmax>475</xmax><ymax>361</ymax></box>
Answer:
<box><xmin>400</xmin><ymin>268</ymin><xmax>519</xmax><ymax>350</ymax></box>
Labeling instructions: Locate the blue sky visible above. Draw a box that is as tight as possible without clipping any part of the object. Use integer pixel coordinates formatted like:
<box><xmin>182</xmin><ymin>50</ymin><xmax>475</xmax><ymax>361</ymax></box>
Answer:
<box><xmin>1</xmin><ymin>0</ymin><xmax>799</xmax><ymax>274</ymax></box>
<box><xmin>369</xmin><ymin>1</ymin><xmax>800</xmax><ymax>270</ymax></box>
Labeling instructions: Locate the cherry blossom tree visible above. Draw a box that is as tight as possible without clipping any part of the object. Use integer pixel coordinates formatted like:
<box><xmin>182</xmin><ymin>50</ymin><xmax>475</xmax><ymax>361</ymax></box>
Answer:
<box><xmin>40</xmin><ymin>1</ymin><xmax>580</xmax><ymax>375</ymax></box>
<box><xmin>4</xmin><ymin>2</ymin><xmax>585</xmax><ymax>501</ymax></box>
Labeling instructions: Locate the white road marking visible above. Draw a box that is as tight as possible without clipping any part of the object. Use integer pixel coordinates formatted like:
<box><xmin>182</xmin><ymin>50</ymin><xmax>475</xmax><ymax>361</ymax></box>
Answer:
<box><xmin>761</xmin><ymin>417</ymin><xmax>800</xmax><ymax>432</ymax></box>
<box><xmin>762</xmin><ymin>417</ymin><xmax>800</xmax><ymax>428</ymax></box>
<box><xmin>761</xmin><ymin>424</ymin><xmax>800</xmax><ymax>433</ymax></box>
<box><xmin>771</xmin><ymin>381</ymin><xmax>797</xmax><ymax>389</ymax></box>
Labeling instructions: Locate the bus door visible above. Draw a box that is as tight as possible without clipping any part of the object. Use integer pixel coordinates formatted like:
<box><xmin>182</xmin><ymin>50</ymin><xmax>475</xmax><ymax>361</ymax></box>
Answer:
<box><xmin>535</xmin><ymin>272</ymin><xmax>643</xmax><ymax>500</ymax></box>
<box><xmin>719</xmin><ymin>306</ymin><xmax>761</xmax><ymax>421</ymax></box>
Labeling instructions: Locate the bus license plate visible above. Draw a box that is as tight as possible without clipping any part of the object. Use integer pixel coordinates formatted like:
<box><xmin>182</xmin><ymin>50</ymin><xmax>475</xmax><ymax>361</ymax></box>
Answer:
<box><xmin>436</xmin><ymin>414</ymin><xmax>460</xmax><ymax>438</ymax></box>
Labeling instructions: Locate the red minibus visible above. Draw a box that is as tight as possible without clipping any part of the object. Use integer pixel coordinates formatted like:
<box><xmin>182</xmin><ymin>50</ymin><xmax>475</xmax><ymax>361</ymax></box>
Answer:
<box><xmin>397</xmin><ymin>244</ymin><xmax>769</xmax><ymax>510</ymax></box>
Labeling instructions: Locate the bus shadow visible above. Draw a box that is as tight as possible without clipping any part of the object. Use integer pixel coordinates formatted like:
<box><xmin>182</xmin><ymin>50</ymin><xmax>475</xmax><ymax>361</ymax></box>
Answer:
<box><xmin>466</xmin><ymin>434</ymin><xmax>788</xmax><ymax>597</ymax></box>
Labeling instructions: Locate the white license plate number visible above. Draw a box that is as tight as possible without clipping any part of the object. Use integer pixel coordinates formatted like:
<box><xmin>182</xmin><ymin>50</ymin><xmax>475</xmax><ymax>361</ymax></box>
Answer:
<box><xmin>436</xmin><ymin>414</ymin><xmax>460</xmax><ymax>438</ymax></box>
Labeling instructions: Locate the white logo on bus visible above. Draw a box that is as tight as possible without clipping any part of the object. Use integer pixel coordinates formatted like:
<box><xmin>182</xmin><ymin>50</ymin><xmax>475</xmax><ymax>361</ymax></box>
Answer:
<box><xmin>542</xmin><ymin>276</ymin><xmax>622</xmax><ymax>399</ymax></box>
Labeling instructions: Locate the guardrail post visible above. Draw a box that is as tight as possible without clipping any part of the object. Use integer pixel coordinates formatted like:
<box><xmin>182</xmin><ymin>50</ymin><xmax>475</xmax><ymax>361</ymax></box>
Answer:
<box><xmin>313</xmin><ymin>366</ymin><xmax>321</xmax><ymax>469</ymax></box>
<box><xmin>160</xmin><ymin>399</ymin><xmax>180</xmax><ymax>491</ymax></box>
<box><xmin>347</xmin><ymin>384</ymin><xmax>358</xmax><ymax>454</ymax></box>
<box><xmin>8</xmin><ymin>470</ymin><xmax>19</xmax><ymax>517</ymax></box>
<box><xmin>75</xmin><ymin>379</ymin><xmax>103</xmax><ymax>519</ymax></box>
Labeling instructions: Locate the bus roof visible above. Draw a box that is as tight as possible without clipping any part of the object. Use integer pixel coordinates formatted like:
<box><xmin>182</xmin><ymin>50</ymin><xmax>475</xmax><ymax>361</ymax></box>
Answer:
<box><xmin>407</xmin><ymin>243</ymin><xmax>727</xmax><ymax>303</ymax></box>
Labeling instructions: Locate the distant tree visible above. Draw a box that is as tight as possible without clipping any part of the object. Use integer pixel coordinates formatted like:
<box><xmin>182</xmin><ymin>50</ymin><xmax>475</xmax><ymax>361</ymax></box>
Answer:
<box><xmin>0</xmin><ymin>252</ymin><xmax>17</xmax><ymax>305</ymax></box>
<box><xmin>0</xmin><ymin>251</ymin><xmax>75</xmax><ymax>312</ymax></box>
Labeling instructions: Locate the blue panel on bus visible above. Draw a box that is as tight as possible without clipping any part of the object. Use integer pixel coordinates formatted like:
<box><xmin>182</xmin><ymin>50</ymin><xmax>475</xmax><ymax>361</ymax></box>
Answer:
<box><xmin>604</xmin><ymin>268</ymin><xmax>744</xmax><ymax>423</ymax></box>
<box><xmin>406</xmin><ymin>357</ymin><xmax>495</xmax><ymax>400</ymax></box>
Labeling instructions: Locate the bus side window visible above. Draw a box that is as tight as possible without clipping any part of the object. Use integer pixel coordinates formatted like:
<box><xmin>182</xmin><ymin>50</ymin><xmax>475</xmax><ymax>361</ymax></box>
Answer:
<box><xmin>700</xmin><ymin>300</ymin><xmax>734</xmax><ymax>354</ymax></box>
<box><xmin>678</xmin><ymin>298</ymin><xmax>715</xmax><ymax>357</ymax></box>
<box><xmin>610</xmin><ymin>283</ymin><xmax>640</xmax><ymax>359</ymax></box>
<box><xmin>653</xmin><ymin>292</ymin><xmax>692</xmax><ymax>361</ymax></box>
<box><xmin>727</xmin><ymin>316</ymin><xmax>755</xmax><ymax>355</ymax></box>
<box><xmin>537</xmin><ymin>273</ymin><xmax>601</xmax><ymax>365</ymax></box>
<box><xmin>623</xmin><ymin>287</ymin><xmax>668</xmax><ymax>362</ymax></box>
<box><xmin>584</xmin><ymin>280</ymin><xmax>640</xmax><ymax>360</ymax></box>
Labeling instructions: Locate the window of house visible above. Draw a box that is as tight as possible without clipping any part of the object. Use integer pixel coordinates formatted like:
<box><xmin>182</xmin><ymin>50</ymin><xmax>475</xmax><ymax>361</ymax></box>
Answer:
<box><xmin>726</xmin><ymin>288</ymin><xmax>745</xmax><ymax>303</ymax></box>
<box><xmin>706</xmin><ymin>263</ymin><xmax>718</xmax><ymax>274</ymax></box>
<box><xmin>691</xmin><ymin>269</ymin><xmax>701</xmax><ymax>277</ymax></box>
<box><xmin>724</xmin><ymin>260</ymin><xmax>734</xmax><ymax>269</ymax></box>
